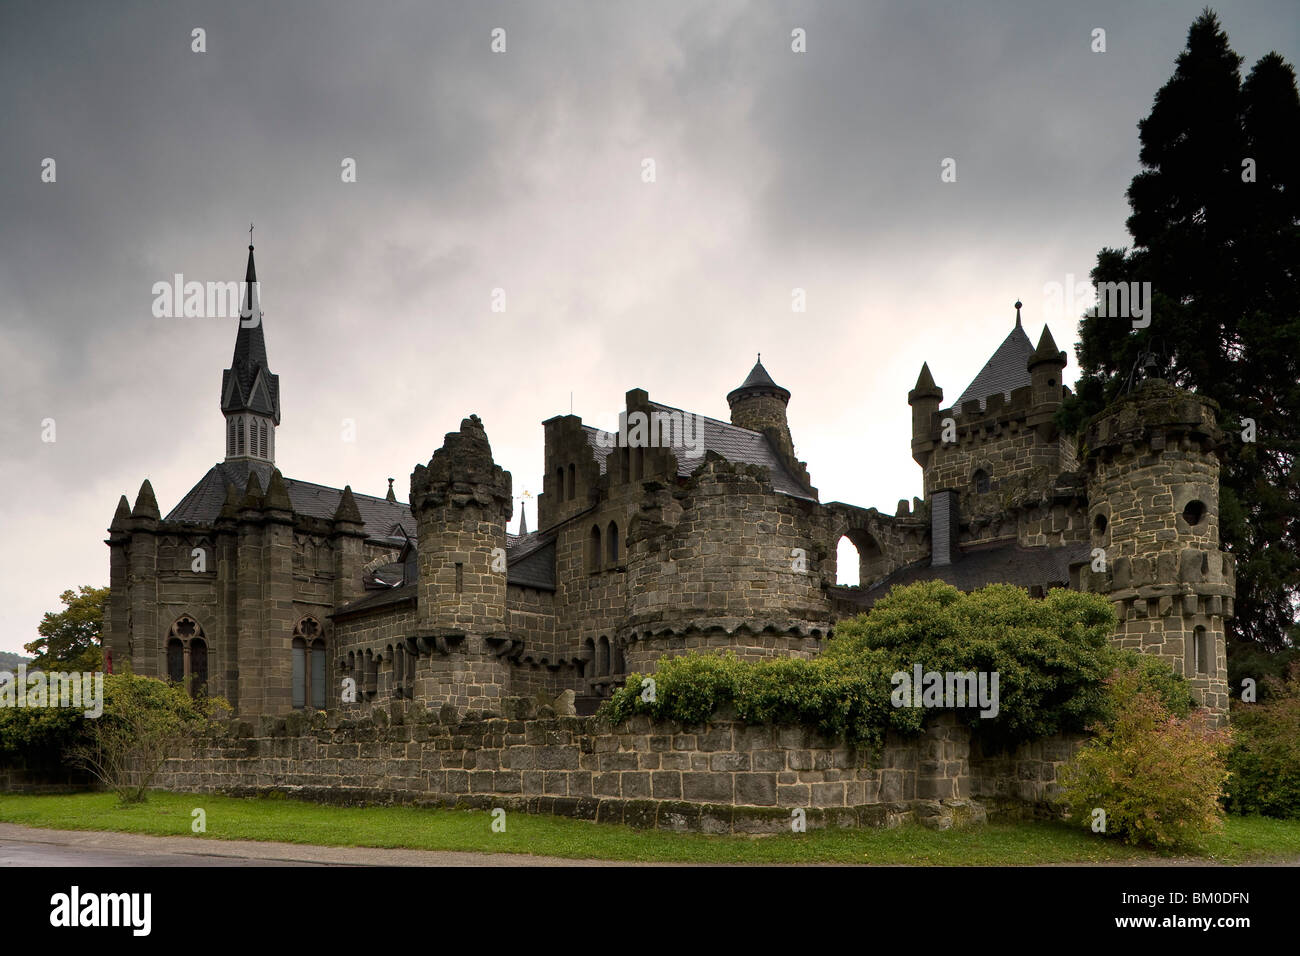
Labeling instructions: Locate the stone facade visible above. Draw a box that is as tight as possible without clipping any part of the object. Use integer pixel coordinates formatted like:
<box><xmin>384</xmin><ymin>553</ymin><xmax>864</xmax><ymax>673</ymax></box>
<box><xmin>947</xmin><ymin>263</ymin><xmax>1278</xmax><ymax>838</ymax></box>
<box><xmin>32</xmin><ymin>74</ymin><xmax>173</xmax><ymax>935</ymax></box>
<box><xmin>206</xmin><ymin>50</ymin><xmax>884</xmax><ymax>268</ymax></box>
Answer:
<box><xmin>152</xmin><ymin>703</ymin><xmax>1079</xmax><ymax>833</ymax></box>
<box><xmin>101</xmin><ymin>248</ymin><xmax>1233</xmax><ymax>733</ymax></box>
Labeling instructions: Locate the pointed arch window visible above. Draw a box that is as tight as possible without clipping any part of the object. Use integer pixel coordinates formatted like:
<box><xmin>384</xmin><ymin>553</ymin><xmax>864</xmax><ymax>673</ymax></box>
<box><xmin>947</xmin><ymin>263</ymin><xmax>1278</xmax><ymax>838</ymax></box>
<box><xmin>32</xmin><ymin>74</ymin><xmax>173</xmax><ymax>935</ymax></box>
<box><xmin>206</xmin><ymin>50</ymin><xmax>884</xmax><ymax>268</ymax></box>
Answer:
<box><xmin>237</xmin><ymin>418</ymin><xmax>246</xmax><ymax>456</ymax></box>
<box><xmin>588</xmin><ymin>525</ymin><xmax>602</xmax><ymax>573</ymax></box>
<box><xmin>165</xmin><ymin>615</ymin><xmax>206</xmax><ymax>696</ymax></box>
<box><xmin>567</xmin><ymin>463</ymin><xmax>576</xmax><ymax>501</ymax></box>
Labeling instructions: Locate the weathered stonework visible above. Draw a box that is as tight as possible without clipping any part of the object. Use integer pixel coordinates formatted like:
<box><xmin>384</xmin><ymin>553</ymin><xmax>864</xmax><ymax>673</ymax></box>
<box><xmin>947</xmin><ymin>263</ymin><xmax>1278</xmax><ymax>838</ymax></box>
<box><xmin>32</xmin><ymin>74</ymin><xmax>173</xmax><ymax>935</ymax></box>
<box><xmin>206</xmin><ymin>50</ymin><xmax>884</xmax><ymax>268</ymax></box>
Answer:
<box><xmin>101</xmin><ymin>251</ymin><xmax>1232</xmax><ymax>743</ymax></box>
<box><xmin>154</xmin><ymin>705</ymin><xmax>1068</xmax><ymax>833</ymax></box>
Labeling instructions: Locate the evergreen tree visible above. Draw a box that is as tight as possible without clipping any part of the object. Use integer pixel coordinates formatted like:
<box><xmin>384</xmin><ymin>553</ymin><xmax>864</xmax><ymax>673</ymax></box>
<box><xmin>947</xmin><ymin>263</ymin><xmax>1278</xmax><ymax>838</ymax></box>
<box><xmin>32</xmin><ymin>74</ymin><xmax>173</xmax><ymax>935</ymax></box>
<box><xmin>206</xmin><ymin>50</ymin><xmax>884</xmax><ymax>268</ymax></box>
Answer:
<box><xmin>1061</xmin><ymin>10</ymin><xmax>1300</xmax><ymax>651</ymax></box>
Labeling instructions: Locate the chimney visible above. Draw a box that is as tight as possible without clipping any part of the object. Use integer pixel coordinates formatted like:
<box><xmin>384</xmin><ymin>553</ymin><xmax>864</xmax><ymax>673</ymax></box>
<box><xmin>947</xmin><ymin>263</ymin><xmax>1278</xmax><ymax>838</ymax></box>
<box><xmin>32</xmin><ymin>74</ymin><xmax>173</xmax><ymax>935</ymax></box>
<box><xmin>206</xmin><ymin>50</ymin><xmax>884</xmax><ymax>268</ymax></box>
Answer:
<box><xmin>931</xmin><ymin>490</ymin><xmax>959</xmax><ymax>567</ymax></box>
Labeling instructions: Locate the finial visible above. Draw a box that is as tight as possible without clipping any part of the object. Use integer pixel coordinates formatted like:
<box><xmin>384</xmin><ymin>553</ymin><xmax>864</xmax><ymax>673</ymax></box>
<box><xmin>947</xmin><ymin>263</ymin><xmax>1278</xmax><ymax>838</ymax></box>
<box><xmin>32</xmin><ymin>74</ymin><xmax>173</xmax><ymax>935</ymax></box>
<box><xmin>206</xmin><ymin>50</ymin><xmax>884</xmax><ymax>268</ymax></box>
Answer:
<box><xmin>757</xmin><ymin>352</ymin><xmax>761</xmax><ymax>364</ymax></box>
<box><xmin>249</xmin><ymin>222</ymin><xmax>254</xmax><ymax>249</ymax></box>
<box><xmin>1014</xmin><ymin>300</ymin><xmax>1022</xmax><ymax>326</ymax></box>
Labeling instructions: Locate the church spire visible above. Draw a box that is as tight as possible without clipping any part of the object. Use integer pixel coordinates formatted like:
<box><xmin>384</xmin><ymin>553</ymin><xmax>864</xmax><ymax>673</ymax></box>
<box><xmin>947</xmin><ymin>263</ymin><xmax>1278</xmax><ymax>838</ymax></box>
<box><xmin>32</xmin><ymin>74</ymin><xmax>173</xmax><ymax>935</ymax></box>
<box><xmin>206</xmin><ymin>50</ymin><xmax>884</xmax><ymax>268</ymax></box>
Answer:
<box><xmin>221</xmin><ymin>235</ymin><xmax>280</xmax><ymax>463</ymax></box>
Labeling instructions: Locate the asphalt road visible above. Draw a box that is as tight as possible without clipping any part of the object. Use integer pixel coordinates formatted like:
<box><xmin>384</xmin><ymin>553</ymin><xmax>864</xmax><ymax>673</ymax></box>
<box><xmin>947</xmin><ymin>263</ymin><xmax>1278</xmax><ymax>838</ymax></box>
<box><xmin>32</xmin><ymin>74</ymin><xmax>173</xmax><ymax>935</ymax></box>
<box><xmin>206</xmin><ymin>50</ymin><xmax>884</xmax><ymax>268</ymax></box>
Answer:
<box><xmin>0</xmin><ymin>823</ymin><xmax>633</xmax><ymax>867</ymax></box>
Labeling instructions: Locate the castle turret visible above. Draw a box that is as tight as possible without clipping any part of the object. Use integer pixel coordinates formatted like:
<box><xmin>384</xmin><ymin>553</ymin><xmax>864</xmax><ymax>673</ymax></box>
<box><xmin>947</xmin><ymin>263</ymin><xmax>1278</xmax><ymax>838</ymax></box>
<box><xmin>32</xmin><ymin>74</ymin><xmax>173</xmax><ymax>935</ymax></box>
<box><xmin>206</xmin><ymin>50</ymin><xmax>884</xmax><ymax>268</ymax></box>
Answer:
<box><xmin>727</xmin><ymin>357</ymin><xmax>813</xmax><ymax>490</ymax></box>
<box><xmin>908</xmin><ymin>362</ymin><xmax>943</xmax><ymax>467</ymax></box>
<box><xmin>1027</xmin><ymin>323</ymin><xmax>1067</xmax><ymax>407</ymax></box>
<box><xmin>1082</xmin><ymin>379</ymin><xmax>1233</xmax><ymax>722</ymax></box>
<box><xmin>727</xmin><ymin>357</ymin><xmax>794</xmax><ymax>458</ymax></box>
<box><xmin>409</xmin><ymin>415</ymin><xmax>514</xmax><ymax>715</ymax></box>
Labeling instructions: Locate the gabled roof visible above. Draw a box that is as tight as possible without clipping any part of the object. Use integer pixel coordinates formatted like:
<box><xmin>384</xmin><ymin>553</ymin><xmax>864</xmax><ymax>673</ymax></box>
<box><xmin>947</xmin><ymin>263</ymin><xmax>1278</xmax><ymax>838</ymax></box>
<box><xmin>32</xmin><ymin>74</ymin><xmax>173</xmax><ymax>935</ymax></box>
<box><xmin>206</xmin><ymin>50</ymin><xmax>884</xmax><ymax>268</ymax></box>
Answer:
<box><xmin>580</xmin><ymin>401</ymin><xmax>815</xmax><ymax>500</ymax></box>
<box><xmin>953</xmin><ymin>320</ymin><xmax>1034</xmax><ymax>411</ymax></box>
<box><xmin>165</xmin><ymin>460</ymin><xmax>415</xmax><ymax>537</ymax></box>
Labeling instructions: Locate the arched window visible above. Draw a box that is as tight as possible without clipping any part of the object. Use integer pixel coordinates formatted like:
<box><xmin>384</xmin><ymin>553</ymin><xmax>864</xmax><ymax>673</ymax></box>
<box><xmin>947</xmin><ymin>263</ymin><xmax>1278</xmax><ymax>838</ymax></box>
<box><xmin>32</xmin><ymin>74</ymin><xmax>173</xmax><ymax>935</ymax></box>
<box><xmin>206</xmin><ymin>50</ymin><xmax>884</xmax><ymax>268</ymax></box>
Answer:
<box><xmin>611</xmin><ymin>640</ymin><xmax>625</xmax><ymax>675</ymax></box>
<box><xmin>237</xmin><ymin>418</ymin><xmax>246</xmax><ymax>455</ymax></box>
<box><xmin>167</xmin><ymin>639</ymin><xmax>184</xmax><ymax>684</ymax></box>
<box><xmin>555</xmin><ymin>466</ymin><xmax>565</xmax><ymax>501</ymax></box>
<box><xmin>582</xmin><ymin>637</ymin><xmax>595</xmax><ymax>677</ymax></box>
<box><xmin>293</xmin><ymin>617</ymin><xmax>324</xmax><ymax>709</ymax></box>
<box><xmin>165</xmin><ymin>615</ymin><xmax>205</xmax><ymax>695</ymax></box>
<box><xmin>258</xmin><ymin>421</ymin><xmax>268</xmax><ymax>459</ymax></box>
<box><xmin>567</xmin><ymin>463</ymin><xmax>576</xmax><ymax>501</ymax></box>
<box><xmin>972</xmin><ymin>469</ymin><xmax>990</xmax><ymax>494</ymax></box>
<box><xmin>1194</xmin><ymin>626</ymin><xmax>1211</xmax><ymax>676</ymax></box>
<box><xmin>596</xmin><ymin>636</ymin><xmax>610</xmax><ymax>676</ymax></box>
<box><xmin>588</xmin><ymin>525</ymin><xmax>602</xmax><ymax>573</ymax></box>
<box><xmin>606</xmin><ymin>521</ymin><xmax>619</xmax><ymax>565</ymax></box>
<box><xmin>227</xmin><ymin>419</ymin><xmax>236</xmax><ymax>457</ymax></box>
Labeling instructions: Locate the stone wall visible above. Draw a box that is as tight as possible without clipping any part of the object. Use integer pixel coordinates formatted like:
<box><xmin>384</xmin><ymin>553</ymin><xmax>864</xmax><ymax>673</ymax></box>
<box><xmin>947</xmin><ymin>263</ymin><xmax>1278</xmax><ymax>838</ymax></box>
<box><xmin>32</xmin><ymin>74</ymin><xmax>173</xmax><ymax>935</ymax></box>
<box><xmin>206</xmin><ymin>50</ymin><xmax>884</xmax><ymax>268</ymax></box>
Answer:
<box><xmin>151</xmin><ymin>705</ymin><xmax>1078</xmax><ymax>834</ymax></box>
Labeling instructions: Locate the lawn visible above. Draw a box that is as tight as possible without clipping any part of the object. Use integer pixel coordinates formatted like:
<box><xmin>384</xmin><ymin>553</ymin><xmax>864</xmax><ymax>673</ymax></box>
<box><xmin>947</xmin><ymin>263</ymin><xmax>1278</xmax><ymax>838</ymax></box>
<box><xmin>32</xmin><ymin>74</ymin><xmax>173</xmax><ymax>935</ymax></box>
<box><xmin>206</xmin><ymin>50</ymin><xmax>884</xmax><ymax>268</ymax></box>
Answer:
<box><xmin>2</xmin><ymin>791</ymin><xmax>1298</xmax><ymax>864</ymax></box>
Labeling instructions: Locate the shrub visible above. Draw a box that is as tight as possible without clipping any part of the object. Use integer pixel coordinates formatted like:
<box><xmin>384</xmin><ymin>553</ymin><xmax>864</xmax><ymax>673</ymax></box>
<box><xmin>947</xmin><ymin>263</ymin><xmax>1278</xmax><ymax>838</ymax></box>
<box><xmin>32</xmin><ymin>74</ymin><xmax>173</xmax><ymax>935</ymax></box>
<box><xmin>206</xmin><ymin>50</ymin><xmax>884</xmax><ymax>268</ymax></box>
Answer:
<box><xmin>602</xmin><ymin>581</ymin><xmax>1190</xmax><ymax>750</ymax></box>
<box><xmin>67</xmin><ymin>671</ymin><xmax>229</xmax><ymax>804</ymax></box>
<box><xmin>1057</xmin><ymin>667</ymin><xmax>1232</xmax><ymax>850</ymax></box>
<box><xmin>1224</xmin><ymin>662</ymin><xmax>1300</xmax><ymax>818</ymax></box>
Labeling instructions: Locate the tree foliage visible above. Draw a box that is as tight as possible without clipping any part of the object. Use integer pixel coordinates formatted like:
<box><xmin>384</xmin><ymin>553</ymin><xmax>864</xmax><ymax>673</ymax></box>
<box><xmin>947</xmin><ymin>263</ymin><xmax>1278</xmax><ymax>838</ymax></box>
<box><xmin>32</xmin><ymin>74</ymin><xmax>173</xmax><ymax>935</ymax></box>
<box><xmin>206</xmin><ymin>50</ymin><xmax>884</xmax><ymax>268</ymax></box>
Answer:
<box><xmin>1058</xmin><ymin>10</ymin><xmax>1300</xmax><ymax>652</ymax></box>
<box><xmin>602</xmin><ymin>581</ymin><xmax>1192</xmax><ymax>751</ymax></box>
<box><xmin>25</xmin><ymin>585</ymin><xmax>108</xmax><ymax>672</ymax></box>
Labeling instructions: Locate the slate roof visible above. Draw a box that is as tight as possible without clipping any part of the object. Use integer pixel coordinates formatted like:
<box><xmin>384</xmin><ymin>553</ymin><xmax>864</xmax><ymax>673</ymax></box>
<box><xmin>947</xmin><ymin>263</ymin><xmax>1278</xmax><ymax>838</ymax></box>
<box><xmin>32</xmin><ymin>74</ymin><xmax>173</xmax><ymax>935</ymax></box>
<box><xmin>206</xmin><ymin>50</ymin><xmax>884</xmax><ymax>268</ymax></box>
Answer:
<box><xmin>849</xmin><ymin>541</ymin><xmax>1092</xmax><ymax>608</ymax></box>
<box><xmin>580</xmin><ymin>401</ymin><xmax>814</xmax><ymax>500</ymax></box>
<box><xmin>505</xmin><ymin>531</ymin><xmax>557</xmax><ymax>591</ymax></box>
<box><xmin>166</xmin><ymin>460</ymin><xmax>416</xmax><ymax>538</ymax></box>
<box><xmin>953</xmin><ymin>321</ymin><xmax>1034</xmax><ymax>411</ymax></box>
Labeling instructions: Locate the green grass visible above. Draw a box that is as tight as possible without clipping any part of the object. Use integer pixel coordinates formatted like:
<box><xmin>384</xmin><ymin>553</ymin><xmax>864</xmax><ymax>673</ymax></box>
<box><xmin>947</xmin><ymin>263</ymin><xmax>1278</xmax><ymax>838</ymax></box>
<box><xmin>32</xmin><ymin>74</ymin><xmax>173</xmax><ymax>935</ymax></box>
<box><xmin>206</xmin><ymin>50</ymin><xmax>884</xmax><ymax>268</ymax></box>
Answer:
<box><xmin>2</xmin><ymin>791</ymin><xmax>1299</xmax><ymax>864</ymax></box>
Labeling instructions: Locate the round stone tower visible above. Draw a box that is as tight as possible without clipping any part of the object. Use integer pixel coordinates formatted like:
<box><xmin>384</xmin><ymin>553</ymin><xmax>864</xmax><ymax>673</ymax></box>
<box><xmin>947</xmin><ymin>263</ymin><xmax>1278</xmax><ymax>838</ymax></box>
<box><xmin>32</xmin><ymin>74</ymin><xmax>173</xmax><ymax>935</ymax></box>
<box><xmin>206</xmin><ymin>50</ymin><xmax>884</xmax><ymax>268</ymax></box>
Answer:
<box><xmin>1083</xmin><ymin>380</ymin><xmax>1233</xmax><ymax>722</ymax></box>
<box><xmin>409</xmin><ymin>415</ymin><xmax>514</xmax><ymax>714</ymax></box>
<box><xmin>727</xmin><ymin>356</ymin><xmax>795</xmax><ymax>461</ymax></box>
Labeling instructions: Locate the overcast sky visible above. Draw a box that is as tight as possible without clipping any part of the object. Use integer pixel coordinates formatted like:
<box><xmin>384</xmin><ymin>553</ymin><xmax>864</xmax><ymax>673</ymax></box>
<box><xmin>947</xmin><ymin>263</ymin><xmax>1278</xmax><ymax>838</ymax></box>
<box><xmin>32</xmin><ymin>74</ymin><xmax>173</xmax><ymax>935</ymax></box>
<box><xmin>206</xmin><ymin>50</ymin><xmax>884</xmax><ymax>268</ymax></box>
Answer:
<box><xmin>1</xmin><ymin>0</ymin><xmax>1296</xmax><ymax>654</ymax></box>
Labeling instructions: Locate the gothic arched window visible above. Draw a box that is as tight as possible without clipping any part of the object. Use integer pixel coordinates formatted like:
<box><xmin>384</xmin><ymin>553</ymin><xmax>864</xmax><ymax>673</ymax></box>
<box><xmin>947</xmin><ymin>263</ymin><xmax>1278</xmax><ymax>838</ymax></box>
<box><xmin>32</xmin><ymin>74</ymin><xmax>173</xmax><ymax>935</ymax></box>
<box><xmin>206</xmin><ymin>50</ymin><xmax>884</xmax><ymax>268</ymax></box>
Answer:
<box><xmin>606</xmin><ymin>521</ymin><xmax>619</xmax><ymax>565</ymax></box>
<box><xmin>972</xmin><ymin>469</ymin><xmax>990</xmax><ymax>494</ymax></box>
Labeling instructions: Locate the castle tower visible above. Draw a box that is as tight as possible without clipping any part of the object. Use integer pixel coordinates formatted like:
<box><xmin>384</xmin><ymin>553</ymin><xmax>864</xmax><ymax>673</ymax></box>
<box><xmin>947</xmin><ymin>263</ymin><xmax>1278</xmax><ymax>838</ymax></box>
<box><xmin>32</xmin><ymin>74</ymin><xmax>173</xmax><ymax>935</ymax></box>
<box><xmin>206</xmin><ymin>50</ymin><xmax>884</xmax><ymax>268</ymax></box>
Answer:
<box><xmin>409</xmin><ymin>415</ymin><xmax>514</xmax><ymax>715</ymax></box>
<box><xmin>908</xmin><ymin>362</ymin><xmax>943</xmax><ymax>468</ymax></box>
<box><xmin>1083</xmin><ymin>379</ymin><xmax>1233</xmax><ymax>722</ymax></box>
<box><xmin>727</xmin><ymin>356</ymin><xmax>795</xmax><ymax>461</ymax></box>
<box><xmin>221</xmin><ymin>241</ymin><xmax>280</xmax><ymax>464</ymax></box>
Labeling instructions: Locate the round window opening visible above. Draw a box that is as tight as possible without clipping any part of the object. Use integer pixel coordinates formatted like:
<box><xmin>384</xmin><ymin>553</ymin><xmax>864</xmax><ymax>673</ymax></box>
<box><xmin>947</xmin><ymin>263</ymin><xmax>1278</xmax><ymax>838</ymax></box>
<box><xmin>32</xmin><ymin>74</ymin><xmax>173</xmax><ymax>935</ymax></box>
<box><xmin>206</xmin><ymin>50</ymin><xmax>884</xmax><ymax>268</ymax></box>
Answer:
<box><xmin>1182</xmin><ymin>500</ymin><xmax>1207</xmax><ymax>526</ymax></box>
<box><xmin>1093</xmin><ymin>514</ymin><xmax>1108</xmax><ymax>535</ymax></box>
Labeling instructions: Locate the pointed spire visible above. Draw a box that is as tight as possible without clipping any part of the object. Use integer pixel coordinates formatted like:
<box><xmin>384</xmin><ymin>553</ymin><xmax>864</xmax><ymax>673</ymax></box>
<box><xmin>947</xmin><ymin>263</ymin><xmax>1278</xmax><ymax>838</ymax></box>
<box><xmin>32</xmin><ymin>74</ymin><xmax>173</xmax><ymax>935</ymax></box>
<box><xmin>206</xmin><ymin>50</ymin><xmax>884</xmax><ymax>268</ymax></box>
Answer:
<box><xmin>727</xmin><ymin>356</ymin><xmax>790</xmax><ymax>407</ymax></box>
<box><xmin>222</xmin><ymin>238</ymin><xmax>281</xmax><ymax>433</ymax></box>
<box><xmin>264</xmin><ymin>468</ymin><xmax>292</xmax><ymax>511</ymax></box>
<box><xmin>240</xmin><ymin>471</ymin><xmax>264</xmax><ymax>509</ymax></box>
<box><xmin>111</xmin><ymin>495</ymin><xmax>132</xmax><ymax>530</ymax></box>
<box><xmin>132</xmin><ymin>479</ymin><xmax>160</xmax><ymax>519</ymax></box>
<box><xmin>518</xmin><ymin>502</ymin><xmax>528</xmax><ymax>535</ymax></box>
<box><xmin>219</xmin><ymin>480</ymin><xmax>241</xmax><ymax>519</ymax></box>
<box><xmin>1014</xmin><ymin>299</ymin><xmax>1023</xmax><ymax>328</ymax></box>
<box><xmin>333</xmin><ymin>485</ymin><xmax>363</xmax><ymax>524</ymax></box>
<box><xmin>908</xmin><ymin>362</ymin><xmax>943</xmax><ymax>404</ymax></box>
<box><xmin>386</xmin><ymin>478</ymin><xmax>397</xmax><ymax>503</ymax></box>
<box><xmin>1029</xmin><ymin>324</ymin><xmax>1067</xmax><ymax>370</ymax></box>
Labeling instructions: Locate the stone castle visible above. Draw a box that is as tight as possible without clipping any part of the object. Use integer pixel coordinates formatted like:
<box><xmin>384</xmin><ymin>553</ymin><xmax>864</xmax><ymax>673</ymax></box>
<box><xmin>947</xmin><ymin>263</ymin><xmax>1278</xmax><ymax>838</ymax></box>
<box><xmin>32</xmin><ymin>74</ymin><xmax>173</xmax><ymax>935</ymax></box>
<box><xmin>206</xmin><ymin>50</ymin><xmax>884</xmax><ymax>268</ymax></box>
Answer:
<box><xmin>103</xmin><ymin>243</ymin><xmax>1234</xmax><ymax>724</ymax></box>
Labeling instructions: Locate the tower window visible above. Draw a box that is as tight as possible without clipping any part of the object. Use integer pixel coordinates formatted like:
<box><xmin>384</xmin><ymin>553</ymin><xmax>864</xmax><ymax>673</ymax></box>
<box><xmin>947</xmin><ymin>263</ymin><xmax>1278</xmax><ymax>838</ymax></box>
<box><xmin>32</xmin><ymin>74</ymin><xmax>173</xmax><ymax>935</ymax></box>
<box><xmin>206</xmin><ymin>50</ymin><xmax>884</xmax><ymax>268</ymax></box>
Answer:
<box><xmin>1194</xmin><ymin>627</ymin><xmax>1211</xmax><ymax>675</ymax></box>
<box><xmin>1182</xmin><ymin>500</ymin><xmax>1207</xmax><ymax>527</ymax></box>
<box><xmin>237</xmin><ymin>418</ymin><xmax>246</xmax><ymax>455</ymax></box>
<box><xmin>588</xmin><ymin>525</ymin><xmax>602</xmax><ymax>573</ymax></box>
<box><xmin>555</xmin><ymin>466</ymin><xmax>565</xmax><ymax>501</ymax></box>
<box><xmin>1094</xmin><ymin>514</ymin><xmax>1108</xmax><ymax>535</ymax></box>
<box><xmin>607</xmin><ymin>521</ymin><xmax>619</xmax><ymax>564</ymax></box>
<box><xmin>567</xmin><ymin>463</ymin><xmax>576</xmax><ymax>501</ymax></box>
<box><xmin>972</xmin><ymin>469</ymin><xmax>990</xmax><ymax>494</ymax></box>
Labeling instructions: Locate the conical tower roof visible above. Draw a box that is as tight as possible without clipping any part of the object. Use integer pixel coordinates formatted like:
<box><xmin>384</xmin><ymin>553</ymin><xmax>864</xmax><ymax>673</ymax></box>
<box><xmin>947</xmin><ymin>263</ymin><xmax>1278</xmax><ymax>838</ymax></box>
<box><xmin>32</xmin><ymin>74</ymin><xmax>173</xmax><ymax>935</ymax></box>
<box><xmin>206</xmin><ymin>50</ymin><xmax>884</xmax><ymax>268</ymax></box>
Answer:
<box><xmin>954</xmin><ymin>305</ymin><xmax>1035</xmax><ymax>410</ymax></box>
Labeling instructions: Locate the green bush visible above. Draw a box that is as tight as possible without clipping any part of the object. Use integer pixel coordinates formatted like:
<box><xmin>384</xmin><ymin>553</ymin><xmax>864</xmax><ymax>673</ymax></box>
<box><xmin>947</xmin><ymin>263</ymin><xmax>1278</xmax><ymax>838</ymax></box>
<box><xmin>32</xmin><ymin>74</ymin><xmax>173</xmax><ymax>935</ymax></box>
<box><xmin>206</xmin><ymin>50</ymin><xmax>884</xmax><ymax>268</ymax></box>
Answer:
<box><xmin>1225</xmin><ymin>662</ymin><xmax>1300</xmax><ymax>818</ymax></box>
<box><xmin>602</xmin><ymin>581</ymin><xmax>1191</xmax><ymax>750</ymax></box>
<box><xmin>1057</xmin><ymin>666</ymin><xmax>1232</xmax><ymax>850</ymax></box>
